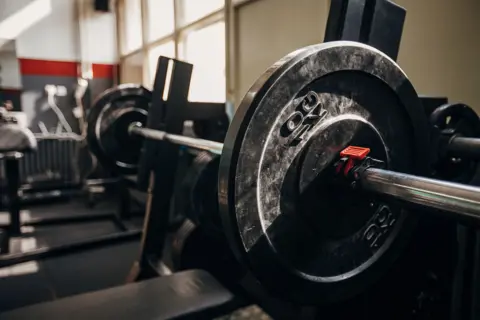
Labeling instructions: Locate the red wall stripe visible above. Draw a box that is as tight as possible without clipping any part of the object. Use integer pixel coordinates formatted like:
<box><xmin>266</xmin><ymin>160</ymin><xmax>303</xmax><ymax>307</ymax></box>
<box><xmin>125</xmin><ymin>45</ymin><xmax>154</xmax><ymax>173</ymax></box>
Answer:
<box><xmin>19</xmin><ymin>59</ymin><xmax>78</xmax><ymax>77</ymax></box>
<box><xmin>18</xmin><ymin>59</ymin><xmax>117</xmax><ymax>79</ymax></box>
<box><xmin>92</xmin><ymin>64</ymin><xmax>115</xmax><ymax>79</ymax></box>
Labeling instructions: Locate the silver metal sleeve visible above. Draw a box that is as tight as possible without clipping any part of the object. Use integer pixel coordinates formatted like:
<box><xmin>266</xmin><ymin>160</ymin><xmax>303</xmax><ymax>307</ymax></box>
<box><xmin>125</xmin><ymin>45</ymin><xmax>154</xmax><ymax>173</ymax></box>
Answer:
<box><xmin>361</xmin><ymin>168</ymin><xmax>480</xmax><ymax>220</ymax></box>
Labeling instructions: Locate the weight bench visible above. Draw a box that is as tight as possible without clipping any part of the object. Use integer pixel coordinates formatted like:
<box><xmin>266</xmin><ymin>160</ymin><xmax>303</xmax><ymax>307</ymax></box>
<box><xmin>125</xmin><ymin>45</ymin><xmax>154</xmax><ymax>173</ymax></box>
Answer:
<box><xmin>0</xmin><ymin>270</ymin><xmax>239</xmax><ymax>320</ymax></box>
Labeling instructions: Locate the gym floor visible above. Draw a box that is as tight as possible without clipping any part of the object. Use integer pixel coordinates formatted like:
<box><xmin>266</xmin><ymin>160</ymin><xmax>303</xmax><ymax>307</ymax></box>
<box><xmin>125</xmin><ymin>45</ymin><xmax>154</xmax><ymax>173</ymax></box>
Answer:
<box><xmin>0</xmin><ymin>196</ymin><xmax>271</xmax><ymax>319</ymax></box>
<box><xmin>0</xmin><ymin>197</ymin><xmax>142</xmax><ymax>313</ymax></box>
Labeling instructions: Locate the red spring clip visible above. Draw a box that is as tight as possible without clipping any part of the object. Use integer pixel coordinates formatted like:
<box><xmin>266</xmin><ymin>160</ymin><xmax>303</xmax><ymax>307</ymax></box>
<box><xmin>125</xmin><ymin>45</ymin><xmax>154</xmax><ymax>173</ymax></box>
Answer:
<box><xmin>336</xmin><ymin>146</ymin><xmax>371</xmax><ymax>177</ymax></box>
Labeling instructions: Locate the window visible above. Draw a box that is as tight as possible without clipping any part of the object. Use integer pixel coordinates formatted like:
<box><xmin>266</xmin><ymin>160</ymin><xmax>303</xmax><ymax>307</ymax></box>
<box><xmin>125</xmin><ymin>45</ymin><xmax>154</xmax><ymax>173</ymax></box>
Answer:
<box><xmin>180</xmin><ymin>22</ymin><xmax>225</xmax><ymax>102</ymax></box>
<box><xmin>117</xmin><ymin>0</ymin><xmax>227</xmax><ymax>103</ymax></box>
<box><xmin>146</xmin><ymin>0</ymin><xmax>175</xmax><ymax>41</ymax></box>
<box><xmin>119</xmin><ymin>0</ymin><xmax>143</xmax><ymax>55</ymax></box>
<box><xmin>120</xmin><ymin>51</ymin><xmax>144</xmax><ymax>84</ymax></box>
<box><xmin>180</xmin><ymin>0</ymin><xmax>224</xmax><ymax>25</ymax></box>
<box><xmin>148</xmin><ymin>41</ymin><xmax>175</xmax><ymax>85</ymax></box>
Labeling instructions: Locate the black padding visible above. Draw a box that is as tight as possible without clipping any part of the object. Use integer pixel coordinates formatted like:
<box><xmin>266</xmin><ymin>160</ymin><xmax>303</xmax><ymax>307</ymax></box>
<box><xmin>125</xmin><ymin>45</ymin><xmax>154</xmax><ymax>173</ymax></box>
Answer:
<box><xmin>0</xmin><ymin>124</ymin><xmax>37</xmax><ymax>154</ymax></box>
<box><xmin>0</xmin><ymin>270</ymin><xmax>236</xmax><ymax>320</ymax></box>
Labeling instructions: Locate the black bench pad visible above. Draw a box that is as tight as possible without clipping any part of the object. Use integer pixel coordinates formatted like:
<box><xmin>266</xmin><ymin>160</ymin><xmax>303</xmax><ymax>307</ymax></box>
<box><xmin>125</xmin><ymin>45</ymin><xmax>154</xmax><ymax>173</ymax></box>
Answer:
<box><xmin>0</xmin><ymin>270</ymin><xmax>236</xmax><ymax>320</ymax></box>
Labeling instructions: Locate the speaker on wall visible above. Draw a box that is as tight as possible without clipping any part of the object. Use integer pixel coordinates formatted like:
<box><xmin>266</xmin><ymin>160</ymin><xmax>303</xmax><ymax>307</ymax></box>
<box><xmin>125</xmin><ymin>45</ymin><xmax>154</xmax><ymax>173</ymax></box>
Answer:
<box><xmin>94</xmin><ymin>0</ymin><xmax>110</xmax><ymax>12</ymax></box>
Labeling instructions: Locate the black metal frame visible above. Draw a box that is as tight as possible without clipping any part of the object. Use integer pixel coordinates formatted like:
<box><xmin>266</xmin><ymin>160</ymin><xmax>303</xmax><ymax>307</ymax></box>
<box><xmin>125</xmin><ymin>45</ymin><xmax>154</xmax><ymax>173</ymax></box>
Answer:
<box><xmin>128</xmin><ymin>56</ymin><xmax>231</xmax><ymax>282</ymax></box>
<box><xmin>324</xmin><ymin>0</ymin><xmax>406</xmax><ymax>61</ymax></box>
<box><xmin>4</xmin><ymin>155</ymin><xmax>21</xmax><ymax>237</ymax></box>
<box><xmin>134</xmin><ymin>57</ymin><xmax>193</xmax><ymax>279</ymax></box>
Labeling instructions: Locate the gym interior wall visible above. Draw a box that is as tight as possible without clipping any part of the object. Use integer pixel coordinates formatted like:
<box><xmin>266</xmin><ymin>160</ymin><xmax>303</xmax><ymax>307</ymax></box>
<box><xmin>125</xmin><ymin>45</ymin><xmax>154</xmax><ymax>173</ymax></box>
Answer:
<box><xmin>235</xmin><ymin>0</ymin><xmax>480</xmax><ymax>112</ymax></box>
<box><xmin>0</xmin><ymin>0</ymin><xmax>118</xmax><ymax>133</ymax></box>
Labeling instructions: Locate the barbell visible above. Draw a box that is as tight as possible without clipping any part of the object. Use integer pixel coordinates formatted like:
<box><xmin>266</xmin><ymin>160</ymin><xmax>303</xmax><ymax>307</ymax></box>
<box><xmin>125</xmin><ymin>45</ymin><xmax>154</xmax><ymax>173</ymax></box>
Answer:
<box><xmin>126</xmin><ymin>118</ymin><xmax>480</xmax><ymax>218</ymax></box>
<box><xmin>87</xmin><ymin>41</ymin><xmax>480</xmax><ymax>305</ymax></box>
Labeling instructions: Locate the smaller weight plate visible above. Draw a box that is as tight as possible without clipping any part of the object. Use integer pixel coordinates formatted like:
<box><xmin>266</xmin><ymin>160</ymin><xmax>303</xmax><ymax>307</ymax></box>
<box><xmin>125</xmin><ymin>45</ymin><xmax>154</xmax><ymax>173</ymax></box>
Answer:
<box><xmin>86</xmin><ymin>84</ymin><xmax>151</xmax><ymax>175</ymax></box>
<box><xmin>219</xmin><ymin>41</ymin><xmax>430</xmax><ymax>306</ymax></box>
<box><xmin>171</xmin><ymin>218</ymin><xmax>242</xmax><ymax>286</ymax></box>
<box><xmin>430</xmin><ymin>103</ymin><xmax>480</xmax><ymax>182</ymax></box>
<box><xmin>176</xmin><ymin>152</ymin><xmax>223</xmax><ymax>238</ymax></box>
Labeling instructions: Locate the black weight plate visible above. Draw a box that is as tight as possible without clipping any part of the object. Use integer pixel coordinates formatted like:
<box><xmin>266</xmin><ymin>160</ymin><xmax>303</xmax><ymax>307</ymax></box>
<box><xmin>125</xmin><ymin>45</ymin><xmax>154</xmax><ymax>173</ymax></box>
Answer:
<box><xmin>171</xmin><ymin>219</ymin><xmax>242</xmax><ymax>286</ymax></box>
<box><xmin>86</xmin><ymin>84</ymin><xmax>151</xmax><ymax>175</ymax></box>
<box><xmin>176</xmin><ymin>152</ymin><xmax>223</xmax><ymax>238</ymax></box>
<box><xmin>219</xmin><ymin>41</ymin><xmax>431</xmax><ymax>305</ymax></box>
<box><xmin>430</xmin><ymin>103</ymin><xmax>480</xmax><ymax>183</ymax></box>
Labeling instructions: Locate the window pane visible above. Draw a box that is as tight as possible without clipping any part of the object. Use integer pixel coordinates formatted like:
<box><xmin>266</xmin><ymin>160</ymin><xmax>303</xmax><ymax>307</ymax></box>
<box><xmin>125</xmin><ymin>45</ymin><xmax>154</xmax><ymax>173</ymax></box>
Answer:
<box><xmin>180</xmin><ymin>22</ymin><xmax>225</xmax><ymax>102</ymax></box>
<box><xmin>148</xmin><ymin>41</ymin><xmax>175</xmax><ymax>86</ymax></box>
<box><xmin>181</xmin><ymin>0</ymin><xmax>224</xmax><ymax>25</ymax></box>
<box><xmin>120</xmin><ymin>0</ymin><xmax>143</xmax><ymax>55</ymax></box>
<box><xmin>146</xmin><ymin>0</ymin><xmax>175</xmax><ymax>41</ymax></box>
<box><xmin>120</xmin><ymin>51</ymin><xmax>144</xmax><ymax>84</ymax></box>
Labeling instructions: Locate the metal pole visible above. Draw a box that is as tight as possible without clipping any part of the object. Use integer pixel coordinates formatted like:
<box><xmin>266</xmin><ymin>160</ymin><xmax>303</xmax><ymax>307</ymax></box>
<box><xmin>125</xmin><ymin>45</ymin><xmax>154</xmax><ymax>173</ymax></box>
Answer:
<box><xmin>5</xmin><ymin>156</ymin><xmax>22</xmax><ymax>237</ymax></box>
<box><xmin>447</xmin><ymin>136</ymin><xmax>480</xmax><ymax>160</ymax></box>
<box><xmin>129</xmin><ymin>123</ymin><xmax>224</xmax><ymax>155</ymax></box>
<box><xmin>360</xmin><ymin>168</ymin><xmax>480</xmax><ymax>222</ymax></box>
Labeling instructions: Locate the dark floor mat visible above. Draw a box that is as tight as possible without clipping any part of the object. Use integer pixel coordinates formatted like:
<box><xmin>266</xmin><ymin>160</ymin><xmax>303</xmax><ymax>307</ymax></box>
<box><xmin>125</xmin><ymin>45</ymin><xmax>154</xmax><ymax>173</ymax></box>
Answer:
<box><xmin>28</xmin><ymin>220</ymin><xmax>121</xmax><ymax>249</ymax></box>
<box><xmin>42</xmin><ymin>240</ymin><xmax>139</xmax><ymax>298</ymax></box>
<box><xmin>0</xmin><ymin>196</ymin><xmax>142</xmax><ymax>312</ymax></box>
<box><xmin>22</xmin><ymin>198</ymin><xmax>118</xmax><ymax>219</ymax></box>
<box><xmin>0</xmin><ymin>262</ymin><xmax>55</xmax><ymax>312</ymax></box>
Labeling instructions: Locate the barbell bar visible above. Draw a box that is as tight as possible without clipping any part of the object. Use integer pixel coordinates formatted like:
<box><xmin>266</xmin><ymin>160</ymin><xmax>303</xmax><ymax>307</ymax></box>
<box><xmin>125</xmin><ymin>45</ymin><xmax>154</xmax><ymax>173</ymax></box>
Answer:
<box><xmin>128</xmin><ymin>120</ymin><xmax>480</xmax><ymax>223</ymax></box>
<box><xmin>128</xmin><ymin>122</ymin><xmax>223</xmax><ymax>155</ymax></box>
<box><xmin>360</xmin><ymin>167</ymin><xmax>480</xmax><ymax>222</ymax></box>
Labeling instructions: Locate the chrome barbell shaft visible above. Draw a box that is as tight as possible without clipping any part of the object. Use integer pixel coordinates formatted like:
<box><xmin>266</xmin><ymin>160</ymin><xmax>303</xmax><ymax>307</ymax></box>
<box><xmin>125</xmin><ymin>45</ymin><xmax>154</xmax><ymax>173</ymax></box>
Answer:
<box><xmin>361</xmin><ymin>168</ymin><xmax>480</xmax><ymax>222</ymax></box>
<box><xmin>128</xmin><ymin>123</ymin><xmax>224</xmax><ymax>155</ymax></box>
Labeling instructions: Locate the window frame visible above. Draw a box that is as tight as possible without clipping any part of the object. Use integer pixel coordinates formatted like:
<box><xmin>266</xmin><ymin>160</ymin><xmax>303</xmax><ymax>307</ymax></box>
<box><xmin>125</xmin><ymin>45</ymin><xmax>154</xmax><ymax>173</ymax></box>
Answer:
<box><xmin>117</xmin><ymin>0</ymin><xmax>226</xmax><ymax>88</ymax></box>
<box><xmin>116</xmin><ymin>0</ymin><xmax>257</xmax><ymax>101</ymax></box>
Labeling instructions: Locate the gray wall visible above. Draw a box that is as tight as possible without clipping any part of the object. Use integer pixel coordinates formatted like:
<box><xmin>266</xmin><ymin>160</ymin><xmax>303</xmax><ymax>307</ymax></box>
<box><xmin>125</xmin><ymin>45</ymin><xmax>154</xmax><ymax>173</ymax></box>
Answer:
<box><xmin>234</xmin><ymin>0</ymin><xmax>329</xmax><ymax>105</ymax></box>
<box><xmin>396</xmin><ymin>0</ymin><xmax>480</xmax><ymax>110</ymax></box>
<box><xmin>234</xmin><ymin>0</ymin><xmax>480</xmax><ymax>111</ymax></box>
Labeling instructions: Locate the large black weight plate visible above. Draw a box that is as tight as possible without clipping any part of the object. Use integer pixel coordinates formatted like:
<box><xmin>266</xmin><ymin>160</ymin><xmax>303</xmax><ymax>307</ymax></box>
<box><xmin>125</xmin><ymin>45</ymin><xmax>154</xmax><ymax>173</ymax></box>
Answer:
<box><xmin>430</xmin><ymin>103</ymin><xmax>480</xmax><ymax>183</ymax></box>
<box><xmin>86</xmin><ymin>84</ymin><xmax>151</xmax><ymax>175</ymax></box>
<box><xmin>219</xmin><ymin>41</ymin><xmax>431</xmax><ymax>305</ymax></box>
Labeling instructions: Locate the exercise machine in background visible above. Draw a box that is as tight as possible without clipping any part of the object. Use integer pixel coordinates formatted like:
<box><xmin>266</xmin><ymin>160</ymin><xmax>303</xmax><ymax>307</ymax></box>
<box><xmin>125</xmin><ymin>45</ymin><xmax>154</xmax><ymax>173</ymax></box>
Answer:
<box><xmin>0</xmin><ymin>79</ymin><xmax>141</xmax><ymax>267</ymax></box>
